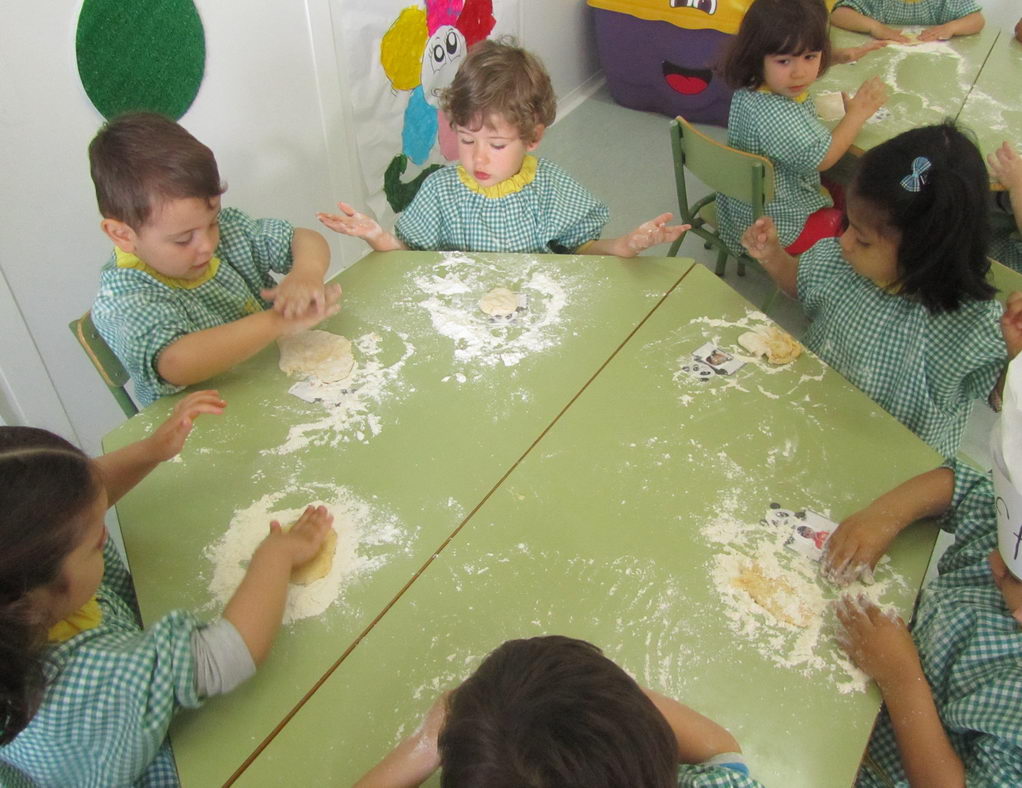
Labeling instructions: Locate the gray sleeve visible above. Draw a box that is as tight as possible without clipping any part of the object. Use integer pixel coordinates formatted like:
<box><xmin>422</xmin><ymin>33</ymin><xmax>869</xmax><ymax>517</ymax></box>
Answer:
<box><xmin>190</xmin><ymin>618</ymin><xmax>256</xmax><ymax>698</ymax></box>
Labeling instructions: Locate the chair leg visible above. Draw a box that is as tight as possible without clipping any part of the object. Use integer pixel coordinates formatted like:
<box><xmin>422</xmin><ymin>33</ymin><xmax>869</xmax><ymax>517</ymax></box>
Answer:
<box><xmin>714</xmin><ymin>247</ymin><xmax>728</xmax><ymax>277</ymax></box>
<box><xmin>737</xmin><ymin>258</ymin><xmax>747</xmax><ymax>277</ymax></box>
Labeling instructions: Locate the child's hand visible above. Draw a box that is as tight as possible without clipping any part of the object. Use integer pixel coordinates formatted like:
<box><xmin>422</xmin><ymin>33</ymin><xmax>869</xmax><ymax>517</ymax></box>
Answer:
<box><xmin>834</xmin><ymin>595</ymin><xmax>922</xmax><ymax>687</ymax></box>
<box><xmin>1002</xmin><ymin>292</ymin><xmax>1022</xmax><ymax>360</ymax></box>
<box><xmin>740</xmin><ymin>216</ymin><xmax>781</xmax><ymax>262</ymax></box>
<box><xmin>821</xmin><ymin>507</ymin><xmax>900</xmax><ymax>586</ymax></box>
<box><xmin>870</xmin><ymin>24</ymin><xmax>910</xmax><ymax>43</ymax></box>
<box><xmin>317</xmin><ymin>202</ymin><xmax>386</xmax><ymax>243</ymax></box>
<box><xmin>844</xmin><ymin>77</ymin><xmax>887</xmax><ymax>119</ymax></box>
<box><xmin>265</xmin><ymin>505</ymin><xmax>333</xmax><ymax>569</ymax></box>
<box><xmin>834</xmin><ymin>40</ymin><xmax>886</xmax><ymax>64</ymax></box>
<box><xmin>623</xmin><ymin>213</ymin><xmax>690</xmax><ymax>256</ymax></box>
<box><xmin>146</xmin><ymin>390</ymin><xmax>226</xmax><ymax>461</ymax></box>
<box><xmin>276</xmin><ymin>284</ymin><xmax>343</xmax><ymax>336</ymax></box>
<box><xmin>988</xmin><ymin>142</ymin><xmax>1022</xmax><ymax>195</ymax></box>
<box><xmin>918</xmin><ymin>23</ymin><xmax>955</xmax><ymax>42</ymax></box>
<box><xmin>262</xmin><ymin>272</ymin><xmax>338</xmax><ymax>320</ymax></box>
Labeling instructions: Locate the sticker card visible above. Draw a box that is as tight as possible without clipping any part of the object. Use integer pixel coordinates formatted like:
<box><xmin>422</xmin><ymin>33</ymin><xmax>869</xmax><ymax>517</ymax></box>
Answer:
<box><xmin>693</xmin><ymin>342</ymin><xmax>745</xmax><ymax>376</ymax></box>
<box><xmin>763</xmin><ymin>503</ymin><xmax>835</xmax><ymax>562</ymax></box>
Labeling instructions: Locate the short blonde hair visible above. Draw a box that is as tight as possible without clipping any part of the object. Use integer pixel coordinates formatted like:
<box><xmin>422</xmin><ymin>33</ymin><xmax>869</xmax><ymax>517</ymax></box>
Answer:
<box><xmin>441</xmin><ymin>37</ymin><xmax>556</xmax><ymax>144</ymax></box>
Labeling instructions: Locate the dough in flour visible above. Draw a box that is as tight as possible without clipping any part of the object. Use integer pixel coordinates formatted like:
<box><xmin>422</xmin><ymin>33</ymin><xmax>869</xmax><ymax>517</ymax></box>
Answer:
<box><xmin>738</xmin><ymin>326</ymin><xmax>803</xmax><ymax>365</ymax></box>
<box><xmin>478</xmin><ymin>287</ymin><xmax>518</xmax><ymax>317</ymax></box>
<box><xmin>278</xmin><ymin>330</ymin><xmax>357</xmax><ymax>383</ymax></box>
<box><xmin>733</xmin><ymin>562</ymin><xmax>812</xmax><ymax>628</ymax></box>
<box><xmin>815</xmin><ymin>92</ymin><xmax>845</xmax><ymax>122</ymax></box>
<box><xmin>286</xmin><ymin>526</ymin><xmax>338</xmax><ymax>585</ymax></box>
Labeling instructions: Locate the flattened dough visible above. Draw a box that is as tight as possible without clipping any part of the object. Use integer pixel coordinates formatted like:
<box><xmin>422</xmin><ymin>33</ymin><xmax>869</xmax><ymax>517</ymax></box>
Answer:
<box><xmin>815</xmin><ymin>91</ymin><xmax>845</xmax><ymax>122</ymax></box>
<box><xmin>278</xmin><ymin>330</ymin><xmax>357</xmax><ymax>383</ymax></box>
<box><xmin>287</xmin><ymin>526</ymin><xmax>338</xmax><ymax>585</ymax></box>
<box><xmin>733</xmin><ymin>562</ymin><xmax>812</xmax><ymax>628</ymax></box>
<box><xmin>479</xmin><ymin>287</ymin><xmax>518</xmax><ymax>317</ymax></box>
<box><xmin>738</xmin><ymin>326</ymin><xmax>803</xmax><ymax>365</ymax></box>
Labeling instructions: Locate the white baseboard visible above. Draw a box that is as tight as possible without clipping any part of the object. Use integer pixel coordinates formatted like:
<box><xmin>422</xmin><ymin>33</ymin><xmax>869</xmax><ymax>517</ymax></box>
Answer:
<box><xmin>555</xmin><ymin>72</ymin><xmax>606</xmax><ymax>124</ymax></box>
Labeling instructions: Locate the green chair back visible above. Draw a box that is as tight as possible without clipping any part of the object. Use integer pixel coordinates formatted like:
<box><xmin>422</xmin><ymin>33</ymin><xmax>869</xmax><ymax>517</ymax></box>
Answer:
<box><xmin>667</xmin><ymin>116</ymin><xmax>778</xmax><ymax>308</ymax></box>
<box><xmin>69</xmin><ymin>311</ymin><xmax>138</xmax><ymax>417</ymax></box>
<box><xmin>988</xmin><ymin>257</ymin><xmax>1022</xmax><ymax>304</ymax></box>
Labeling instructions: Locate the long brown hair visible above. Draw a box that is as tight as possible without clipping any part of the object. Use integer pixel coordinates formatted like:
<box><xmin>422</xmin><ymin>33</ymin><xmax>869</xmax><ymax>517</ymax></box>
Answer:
<box><xmin>719</xmin><ymin>0</ymin><xmax>833</xmax><ymax>89</ymax></box>
<box><xmin>0</xmin><ymin>427</ymin><xmax>99</xmax><ymax>744</ymax></box>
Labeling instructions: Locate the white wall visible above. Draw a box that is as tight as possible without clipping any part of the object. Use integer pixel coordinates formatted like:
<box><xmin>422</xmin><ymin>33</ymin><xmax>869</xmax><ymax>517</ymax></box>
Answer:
<box><xmin>0</xmin><ymin>0</ymin><xmax>601</xmax><ymax>457</ymax></box>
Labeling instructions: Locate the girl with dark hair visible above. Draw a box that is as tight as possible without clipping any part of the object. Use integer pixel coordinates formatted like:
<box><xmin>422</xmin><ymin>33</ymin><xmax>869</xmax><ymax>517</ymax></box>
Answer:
<box><xmin>0</xmin><ymin>391</ymin><xmax>334</xmax><ymax>786</ymax></box>
<box><xmin>742</xmin><ymin>122</ymin><xmax>1019</xmax><ymax>459</ymax></box>
<box><xmin>716</xmin><ymin>0</ymin><xmax>886</xmax><ymax>259</ymax></box>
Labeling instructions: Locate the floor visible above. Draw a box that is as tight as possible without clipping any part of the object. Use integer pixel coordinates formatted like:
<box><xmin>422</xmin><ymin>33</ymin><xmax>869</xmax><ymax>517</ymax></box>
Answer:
<box><xmin>543</xmin><ymin>84</ymin><xmax>1000</xmax><ymax>579</ymax></box>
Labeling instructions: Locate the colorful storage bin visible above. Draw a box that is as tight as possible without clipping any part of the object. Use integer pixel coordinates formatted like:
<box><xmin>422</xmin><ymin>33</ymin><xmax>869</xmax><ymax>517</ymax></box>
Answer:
<box><xmin>588</xmin><ymin>0</ymin><xmax>754</xmax><ymax>126</ymax></box>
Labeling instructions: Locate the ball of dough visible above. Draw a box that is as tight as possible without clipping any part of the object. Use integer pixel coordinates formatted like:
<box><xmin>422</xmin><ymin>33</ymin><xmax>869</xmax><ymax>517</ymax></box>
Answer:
<box><xmin>278</xmin><ymin>330</ymin><xmax>357</xmax><ymax>383</ymax></box>
<box><xmin>738</xmin><ymin>326</ymin><xmax>803</xmax><ymax>365</ymax></box>
<box><xmin>478</xmin><ymin>287</ymin><xmax>518</xmax><ymax>317</ymax></box>
<box><xmin>287</xmin><ymin>526</ymin><xmax>338</xmax><ymax>585</ymax></box>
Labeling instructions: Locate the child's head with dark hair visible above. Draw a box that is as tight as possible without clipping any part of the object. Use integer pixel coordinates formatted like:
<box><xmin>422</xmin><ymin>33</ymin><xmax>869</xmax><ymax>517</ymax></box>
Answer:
<box><xmin>0</xmin><ymin>428</ymin><xmax>103</xmax><ymax>744</ymax></box>
<box><xmin>437</xmin><ymin>635</ymin><xmax>677</xmax><ymax>788</ymax></box>
<box><xmin>88</xmin><ymin>112</ymin><xmax>225</xmax><ymax>231</ymax></box>
<box><xmin>441</xmin><ymin>37</ymin><xmax>556</xmax><ymax>146</ymax></box>
<box><xmin>720</xmin><ymin>0</ymin><xmax>832</xmax><ymax>90</ymax></box>
<box><xmin>843</xmin><ymin>121</ymin><xmax>994</xmax><ymax>313</ymax></box>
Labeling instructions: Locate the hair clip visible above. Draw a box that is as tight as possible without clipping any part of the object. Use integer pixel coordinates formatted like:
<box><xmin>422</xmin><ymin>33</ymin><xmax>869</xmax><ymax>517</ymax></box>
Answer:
<box><xmin>900</xmin><ymin>156</ymin><xmax>932</xmax><ymax>193</ymax></box>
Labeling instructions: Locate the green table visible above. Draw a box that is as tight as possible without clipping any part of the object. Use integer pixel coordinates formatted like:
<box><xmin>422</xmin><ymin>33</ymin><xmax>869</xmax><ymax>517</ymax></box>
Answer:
<box><xmin>957</xmin><ymin>32</ymin><xmax>1022</xmax><ymax>175</ymax></box>
<box><xmin>812</xmin><ymin>27</ymin><xmax>1000</xmax><ymax>154</ymax></box>
<box><xmin>240</xmin><ymin>265</ymin><xmax>941</xmax><ymax>787</ymax></box>
<box><xmin>102</xmin><ymin>251</ymin><xmax>694</xmax><ymax>785</ymax></box>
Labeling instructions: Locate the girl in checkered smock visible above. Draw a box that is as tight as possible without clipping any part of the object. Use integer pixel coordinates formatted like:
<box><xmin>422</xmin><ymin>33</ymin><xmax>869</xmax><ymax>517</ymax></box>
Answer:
<box><xmin>0</xmin><ymin>392</ymin><xmax>333</xmax><ymax>787</ymax></box>
<box><xmin>822</xmin><ymin>449</ymin><xmax>1022</xmax><ymax>783</ymax></box>
<box><xmin>832</xmin><ymin>0</ymin><xmax>985</xmax><ymax>43</ymax></box>
<box><xmin>742</xmin><ymin>122</ymin><xmax>1013</xmax><ymax>460</ymax></box>
<box><xmin>716</xmin><ymin>0</ymin><xmax>887</xmax><ymax>260</ymax></box>
<box><xmin>318</xmin><ymin>38</ymin><xmax>688</xmax><ymax>258</ymax></box>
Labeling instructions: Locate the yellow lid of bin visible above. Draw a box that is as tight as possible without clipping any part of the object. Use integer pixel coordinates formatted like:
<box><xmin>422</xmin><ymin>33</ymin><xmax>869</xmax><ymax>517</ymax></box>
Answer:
<box><xmin>587</xmin><ymin>0</ymin><xmax>835</xmax><ymax>36</ymax></box>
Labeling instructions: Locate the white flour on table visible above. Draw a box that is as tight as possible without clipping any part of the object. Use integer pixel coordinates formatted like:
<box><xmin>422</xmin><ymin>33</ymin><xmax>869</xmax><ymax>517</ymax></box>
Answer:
<box><xmin>702</xmin><ymin>494</ymin><xmax>909</xmax><ymax>694</ymax></box>
<box><xmin>266</xmin><ymin>330</ymin><xmax>415</xmax><ymax>454</ymax></box>
<box><xmin>409</xmin><ymin>252</ymin><xmax>577</xmax><ymax>371</ymax></box>
<box><xmin>204</xmin><ymin>486</ymin><xmax>407</xmax><ymax>624</ymax></box>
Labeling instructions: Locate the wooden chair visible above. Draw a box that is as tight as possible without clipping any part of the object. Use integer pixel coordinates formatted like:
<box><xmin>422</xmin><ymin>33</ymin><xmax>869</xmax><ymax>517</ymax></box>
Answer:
<box><xmin>667</xmin><ymin>116</ymin><xmax>775</xmax><ymax>279</ymax></box>
<box><xmin>69</xmin><ymin>311</ymin><xmax>138</xmax><ymax>417</ymax></box>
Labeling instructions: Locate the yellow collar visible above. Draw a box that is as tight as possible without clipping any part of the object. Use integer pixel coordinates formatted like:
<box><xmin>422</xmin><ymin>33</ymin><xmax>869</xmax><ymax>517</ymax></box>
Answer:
<box><xmin>115</xmin><ymin>247</ymin><xmax>221</xmax><ymax>289</ymax></box>
<box><xmin>48</xmin><ymin>597</ymin><xmax>102</xmax><ymax>643</ymax></box>
<box><xmin>457</xmin><ymin>155</ymin><xmax>538</xmax><ymax>198</ymax></box>
<box><xmin>757</xmin><ymin>86</ymin><xmax>809</xmax><ymax>103</ymax></box>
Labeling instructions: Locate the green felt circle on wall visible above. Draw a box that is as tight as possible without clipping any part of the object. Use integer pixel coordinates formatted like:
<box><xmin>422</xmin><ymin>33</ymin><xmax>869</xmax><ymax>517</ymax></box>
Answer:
<box><xmin>76</xmin><ymin>0</ymin><xmax>206</xmax><ymax>120</ymax></box>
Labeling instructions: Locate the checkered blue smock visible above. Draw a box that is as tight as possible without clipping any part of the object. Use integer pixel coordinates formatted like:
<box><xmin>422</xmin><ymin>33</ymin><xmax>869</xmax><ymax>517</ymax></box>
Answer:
<box><xmin>394</xmin><ymin>156</ymin><xmax>609</xmax><ymax>254</ymax></box>
<box><xmin>857</xmin><ymin>463</ymin><xmax>1022</xmax><ymax>786</ymax></box>
<box><xmin>677</xmin><ymin>758</ymin><xmax>766</xmax><ymax>787</ymax></box>
<box><xmin>716</xmin><ymin>88</ymin><xmax>831</xmax><ymax>256</ymax></box>
<box><xmin>834</xmin><ymin>0</ymin><xmax>981</xmax><ymax>25</ymax></box>
<box><xmin>92</xmin><ymin>207</ymin><xmax>295</xmax><ymax>407</ymax></box>
<box><xmin>0</xmin><ymin>539</ymin><xmax>201</xmax><ymax>787</ymax></box>
<box><xmin>797</xmin><ymin>239</ymin><xmax>1005</xmax><ymax>459</ymax></box>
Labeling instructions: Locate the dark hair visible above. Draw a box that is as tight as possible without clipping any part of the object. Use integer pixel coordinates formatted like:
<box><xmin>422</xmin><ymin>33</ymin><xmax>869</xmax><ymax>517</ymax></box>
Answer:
<box><xmin>438</xmin><ymin>636</ymin><xmax>677</xmax><ymax>788</ymax></box>
<box><xmin>720</xmin><ymin>0</ymin><xmax>832</xmax><ymax>89</ymax></box>
<box><xmin>441</xmin><ymin>37</ymin><xmax>556</xmax><ymax>145</ymax></box>
<box><xmin>88</xmin><ymin>112</ymin><xmax>225</xmax><ymax>230</ymax></box>
<box><xmin>0</xmin><ymin>428</ymin><xmax>99</xmax><ymax>745</ymax></box>
<box><xmin>849</xmin><ymin>121</ymin><xmax>995</xmax><ymax>313</ymax></box>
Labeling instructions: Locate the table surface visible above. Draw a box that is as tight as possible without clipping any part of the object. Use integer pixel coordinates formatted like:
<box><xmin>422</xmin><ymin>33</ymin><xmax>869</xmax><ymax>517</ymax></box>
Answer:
<box><xmin>812</xmin><ymin>26</ymin><xmax>1000</xmax><ymax>154</ymax></box>
<box><xmin>956</xmin><ymin>31</ymin><xmax>1022</xmax><ymax>171</ymax></box>
<box><xmin>103</xmin><ymin>251</ymin><xmax>696</xmax><ymax>785</ymax></box>
<box><xmin>210</xmin><ymin>264</ymin><xmax>941</xmax><ymax>787</ymax></box>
